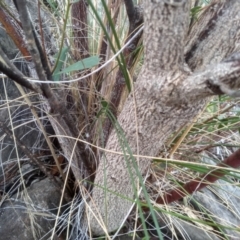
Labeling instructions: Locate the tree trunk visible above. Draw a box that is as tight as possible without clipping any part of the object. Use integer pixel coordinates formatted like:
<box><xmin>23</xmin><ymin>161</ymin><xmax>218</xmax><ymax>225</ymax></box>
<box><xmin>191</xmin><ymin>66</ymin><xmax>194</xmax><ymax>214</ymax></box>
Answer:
<box><xmin>86</xmin><ymin>0</ymin><xmax>240</xmax><ymax>236</ymax></box>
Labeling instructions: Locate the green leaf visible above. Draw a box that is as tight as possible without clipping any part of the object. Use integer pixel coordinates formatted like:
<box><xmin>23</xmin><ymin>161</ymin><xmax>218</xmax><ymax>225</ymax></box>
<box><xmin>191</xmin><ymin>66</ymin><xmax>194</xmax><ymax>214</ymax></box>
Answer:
<box><xmin>96</xmin><ymin>99</ymin><xmax>109</xmax><ymax>118</ymax></box>
<box><xmin>52</xmin><ymin>46</ymin><xmax>69</xmax><ymax>81</ymax></box>
<box><xmin>54</xmin><ymin>56</ymin><xmax>100</xmax><ymax>75</ymax></box>
<box><xmin>191</xmin><ymin>6</ymin><xmax>202</xmax><ymax>16</ymax></box>
<box><xmin>101</xmin><ymin>99</ymin><xmax>109</xmax><ymax>108</ymax></box>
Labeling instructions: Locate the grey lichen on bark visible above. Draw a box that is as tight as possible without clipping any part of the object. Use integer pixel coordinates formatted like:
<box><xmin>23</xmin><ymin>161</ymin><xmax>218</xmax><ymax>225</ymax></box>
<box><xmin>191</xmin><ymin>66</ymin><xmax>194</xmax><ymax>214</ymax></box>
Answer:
<box><xmin>86</xmin><ymin>0</ymin><xmax>240</xmax><ymax>236</ymax></box>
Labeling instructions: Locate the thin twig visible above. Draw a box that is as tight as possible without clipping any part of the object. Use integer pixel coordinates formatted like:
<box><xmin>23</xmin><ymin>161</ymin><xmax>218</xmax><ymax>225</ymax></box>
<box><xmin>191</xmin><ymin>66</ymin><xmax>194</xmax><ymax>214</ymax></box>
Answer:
<box><xmin>0</xmin><ymin>46</ymin><xmax>42</xmax><ymax>94</ymax></box>
<box><xmin>15</xmin><ymin>0</ymin><xmax>47</xmax><ymax>81</ymax></box>
<box><xmin>156</xmin><ymin>149</ymin><xmax>240</xmax><ymax>205</ymax></box>
<box><xmin>0</xmin><ymin>120</ymin><xmax>59</xmax><ymax>186</ymax></box>
<box><xmin>123</xmin><ymin>0</ymin><xmax>135</xmax><ymax>23</ymax></box>
<box><xmin>11</xmin><ymin>0</ymin><xmax>93</xmax><ymax>182</ymax></box>
<box><xmin>0</xmin><ymin>7</ymin><xmax>31</xmax><ymax>60</ymax></box>
<box><xmin>37</xmin><ymin>0</ymin><xmax>48</xmax><ymax>69</ymax></box>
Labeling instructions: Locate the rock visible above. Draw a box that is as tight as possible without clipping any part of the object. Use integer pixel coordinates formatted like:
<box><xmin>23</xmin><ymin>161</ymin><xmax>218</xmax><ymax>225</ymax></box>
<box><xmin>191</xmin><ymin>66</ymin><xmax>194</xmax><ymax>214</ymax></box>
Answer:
<box><xmin>195</xmin><ymin>151</ymin><xmax>240</xmax><ymax>239</ymax></box>
<box><xmin>149</xmin><ymin>212</ymin><xmax>220</xmax><ymax>240</ymax></box>
<box><xmin>171</xmin><ymin>217</ymin><xmax>220</xmax><ymax>240</ymax></box>
<box><xmin>0</xmin><ymin>11</ymin><xmax>55</xmax><ymax>193</ymax></box>
<box><xmin>0</xmin><ymin>178</ymin><xmax>65</xmax><ymax>240</ymax></box>
<box><xmin>193</xmin><ymin>186</ymin><xmax>240</xmax><ymax>240</ymax></box>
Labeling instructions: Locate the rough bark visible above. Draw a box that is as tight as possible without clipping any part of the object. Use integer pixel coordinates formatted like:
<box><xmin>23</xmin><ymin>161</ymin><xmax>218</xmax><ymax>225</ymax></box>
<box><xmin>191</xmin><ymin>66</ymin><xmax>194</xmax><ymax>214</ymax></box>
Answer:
<box><xmin>102</xmin><ymin>2</ymin><xmax>144</xmax><ymax>146</ymax></box>
<box><xmin>86</xmin><ymin>0</ymin><xmax>240</xmax><ymax>236</ymax></box>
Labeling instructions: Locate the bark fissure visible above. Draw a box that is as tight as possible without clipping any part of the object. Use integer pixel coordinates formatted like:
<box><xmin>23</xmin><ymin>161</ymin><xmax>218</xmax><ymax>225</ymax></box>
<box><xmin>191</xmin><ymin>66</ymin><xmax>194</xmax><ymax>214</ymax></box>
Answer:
<box><xmin>87</xmin><ymin>0</ymin><xmax>240</xmax><ymax>235</ymax></box>
<box><xmin>185</xmin><ymin>0</ymin><xmax>240</xmax><ymax>71</ymax></box>
<box><xmin>2</xmin><ymin>0</ymin><xmax>240</xmax><ymax>237</ymax></box>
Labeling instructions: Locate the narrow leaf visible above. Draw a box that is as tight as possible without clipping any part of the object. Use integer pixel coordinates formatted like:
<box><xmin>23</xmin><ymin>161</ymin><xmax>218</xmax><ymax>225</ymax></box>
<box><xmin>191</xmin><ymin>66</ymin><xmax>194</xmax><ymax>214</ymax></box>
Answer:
<box><xmin>52</xmin><ymin>46</ymin><xmax>69</xmax><ymax>81</ymax></box>
<box><xmin>55</xmin><ymin>56</ymin><xmax>100</xmax><ymax>75</ymax></box>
